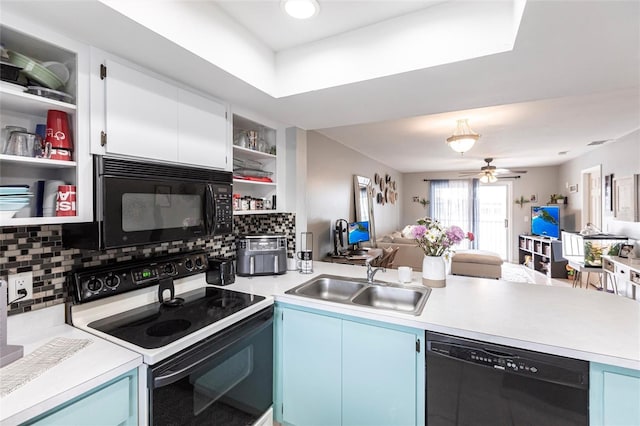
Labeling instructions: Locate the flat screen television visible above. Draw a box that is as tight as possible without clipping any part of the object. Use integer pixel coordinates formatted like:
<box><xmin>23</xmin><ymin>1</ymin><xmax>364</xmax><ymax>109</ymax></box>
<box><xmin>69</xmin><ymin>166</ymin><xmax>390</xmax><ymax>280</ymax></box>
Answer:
<box><xmin>531</xmin><ymin>206</ymin><xmax>561</xmax><ymax>239</ymax></box>
<box><xmin>347</xmin><ymin>221</ymin><xmax>370</xmax><ymax>245</ymax></box>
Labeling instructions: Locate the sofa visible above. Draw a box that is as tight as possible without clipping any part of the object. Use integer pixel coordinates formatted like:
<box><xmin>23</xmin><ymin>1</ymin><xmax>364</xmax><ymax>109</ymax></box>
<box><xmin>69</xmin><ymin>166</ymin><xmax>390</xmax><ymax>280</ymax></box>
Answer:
<box><xmin>368</xmin><ymin>231</ymin><xmax>425</xmax><ymax>271</ymax></box>
<box><xmin>370</xmin><ymin>230</ymin><xmax>504</xmax><ymax>277</ymax></box>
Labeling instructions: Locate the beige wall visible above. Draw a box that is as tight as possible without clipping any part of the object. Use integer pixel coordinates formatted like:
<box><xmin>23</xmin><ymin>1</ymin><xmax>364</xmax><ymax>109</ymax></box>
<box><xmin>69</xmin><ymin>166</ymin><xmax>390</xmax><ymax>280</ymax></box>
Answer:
<box><xmin>306</xmin><ymin>131</ymin><xmax>402</xmax><ymax>259</ymax></box>
<box><xmin>401</xmin><ymin>166</ymin><xmax>560</xmax><ymax>261</ymax></box>
<box><xmin>558</xmin><ymin>129</ymin><xmax>640</xmax><ymax>241</ymax></box>
<box><xmin>305</xmin><ymin>129</ymin><xmax>639</xmax><ymax>262</ymax></box>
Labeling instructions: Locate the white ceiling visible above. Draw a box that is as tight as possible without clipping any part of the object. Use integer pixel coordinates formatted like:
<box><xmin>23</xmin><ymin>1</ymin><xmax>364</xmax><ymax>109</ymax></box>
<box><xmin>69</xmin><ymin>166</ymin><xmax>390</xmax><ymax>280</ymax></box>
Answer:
<box><xmin>3</xmin><ymin>0</ymin><xmax>639</xmax><ymax>173</ymax></box>
<box><xmin>215</xmin><ymin>0</ymin><xmax>445</xmax><ymax>51</ymax></box>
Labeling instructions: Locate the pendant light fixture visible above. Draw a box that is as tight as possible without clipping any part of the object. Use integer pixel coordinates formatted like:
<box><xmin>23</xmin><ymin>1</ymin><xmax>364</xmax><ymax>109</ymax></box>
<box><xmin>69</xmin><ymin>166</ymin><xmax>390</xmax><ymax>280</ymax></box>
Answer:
<box><xmin>446</xmin><ymin>119</ymin><xmax>480</xmax><ymax>154</ymax></box>
<box><xmin>281</xmin><ymin>0</ymin><xmax>320</xmax><ymax>20</ymax></box>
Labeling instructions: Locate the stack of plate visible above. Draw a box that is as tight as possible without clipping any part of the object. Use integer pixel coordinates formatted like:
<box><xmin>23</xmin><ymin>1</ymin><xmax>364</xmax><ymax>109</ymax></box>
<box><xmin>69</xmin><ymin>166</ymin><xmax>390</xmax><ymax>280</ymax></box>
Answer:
<box><xmin>0</xmin><ymin>185</ymin><xmax>33</xmax><ymax>220</ymax></box>
<box><xmin>7</xmin><ymin>51</ymin><xmax>64</xmax><ymax>89</ymax></box>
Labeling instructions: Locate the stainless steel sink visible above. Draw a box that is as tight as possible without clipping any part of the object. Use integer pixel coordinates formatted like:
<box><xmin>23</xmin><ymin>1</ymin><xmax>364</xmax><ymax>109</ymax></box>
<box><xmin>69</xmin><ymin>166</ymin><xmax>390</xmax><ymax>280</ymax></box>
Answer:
<box><xmin>285</xmin><ymin>274</ymin><xmax>430</xmax><ymax>316</ymax></box>
<box><xmin>292</xmin><ymin>276</ymin><xmax>367</xmax><ymax>302</ymax></box>
<box><xmin>351</xmin><ymin>286</ymin><xmax>427</xmax><ymax>313</ymax></box>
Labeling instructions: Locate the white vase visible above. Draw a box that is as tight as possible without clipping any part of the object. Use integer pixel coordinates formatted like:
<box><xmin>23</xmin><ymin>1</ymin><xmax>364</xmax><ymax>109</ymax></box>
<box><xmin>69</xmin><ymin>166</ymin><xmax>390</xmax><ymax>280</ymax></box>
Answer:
<box><xmin>422</xmin><ymin>255</ymin><xmax>446</xmax><ymax>288</ymax></box>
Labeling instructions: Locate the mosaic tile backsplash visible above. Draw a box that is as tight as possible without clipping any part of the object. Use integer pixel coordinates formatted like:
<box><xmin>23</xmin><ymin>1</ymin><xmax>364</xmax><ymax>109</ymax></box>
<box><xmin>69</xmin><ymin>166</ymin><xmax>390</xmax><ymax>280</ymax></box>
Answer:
<box><xmin>1</xmin><ymin>213</ymin><xmax>295</xmax><ymax>316</ymax></box>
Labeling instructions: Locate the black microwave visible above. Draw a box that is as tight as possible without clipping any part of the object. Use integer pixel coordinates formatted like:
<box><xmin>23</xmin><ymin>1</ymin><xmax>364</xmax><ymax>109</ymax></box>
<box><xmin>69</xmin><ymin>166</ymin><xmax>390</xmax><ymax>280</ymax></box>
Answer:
<box><xmin>63</xmin><ymin>156</ymin><xmax>233</xmax><ymax>250</ymax></box>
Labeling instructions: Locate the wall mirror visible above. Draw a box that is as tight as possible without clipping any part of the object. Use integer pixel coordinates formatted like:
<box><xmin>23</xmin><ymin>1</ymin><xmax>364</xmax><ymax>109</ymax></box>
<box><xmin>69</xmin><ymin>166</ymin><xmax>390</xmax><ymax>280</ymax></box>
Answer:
<box><xmin>353</xmin><ymin>175</ymin><xmax>377</xmax><ymax>246</ymax></box>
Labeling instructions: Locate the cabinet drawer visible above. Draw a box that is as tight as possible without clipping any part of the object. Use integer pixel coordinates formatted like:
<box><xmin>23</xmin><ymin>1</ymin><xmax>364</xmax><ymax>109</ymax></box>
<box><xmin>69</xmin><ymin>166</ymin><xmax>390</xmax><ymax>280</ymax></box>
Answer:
<box><xmin>614</xmin><ymin>264</ymin><xmax>630</xmax><ymax>282</ymax></box>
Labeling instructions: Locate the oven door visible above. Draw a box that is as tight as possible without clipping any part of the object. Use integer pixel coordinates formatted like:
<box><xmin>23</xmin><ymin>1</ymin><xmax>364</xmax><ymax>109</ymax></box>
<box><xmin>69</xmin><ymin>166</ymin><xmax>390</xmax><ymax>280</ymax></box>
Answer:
<box><xmin>102</xmin><ymin>175</ymin><xmax>213</xmax><ymax>248</ymax></box>
<box><xmin>149</xmin><ymin>307</ymin><xmax>273</xmax><ymax>425</ymax></box>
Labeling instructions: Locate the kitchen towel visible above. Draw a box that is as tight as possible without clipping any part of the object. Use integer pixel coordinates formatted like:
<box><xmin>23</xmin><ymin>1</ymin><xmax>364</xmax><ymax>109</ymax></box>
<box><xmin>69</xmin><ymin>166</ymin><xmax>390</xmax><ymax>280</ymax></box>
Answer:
<box><xmin>0</xmin><ymin>337</ymin><xmax>93</xmax><ymax>397</ymax></box>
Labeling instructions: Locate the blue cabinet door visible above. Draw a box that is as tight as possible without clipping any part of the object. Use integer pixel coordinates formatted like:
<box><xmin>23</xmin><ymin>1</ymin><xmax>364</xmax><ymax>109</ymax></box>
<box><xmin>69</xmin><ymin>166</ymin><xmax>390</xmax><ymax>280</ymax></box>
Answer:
<box><xmin>281</xmin><ymin>307</ymin><xmax>342</xmax><ymax>426</ymax></box>
<box><xmin>590</xmin><ymin>362</ymin><xmax>640</xmax><ymax>426</ymax></box>
<box><xmin>26</xmin><ymin>368</ymin><xmax>138</xmax><ymax>426</ymax></box>
<box><xmin>342</xmin><ymin>320</ymin><xmax>421</xmax><ymax>426</ymax></box>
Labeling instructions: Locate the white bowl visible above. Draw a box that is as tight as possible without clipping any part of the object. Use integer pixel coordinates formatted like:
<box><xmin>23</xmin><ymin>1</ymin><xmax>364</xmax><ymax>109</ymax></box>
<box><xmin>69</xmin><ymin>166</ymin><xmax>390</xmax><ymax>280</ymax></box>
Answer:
<box><xmin>42</xmin><ymin>61</ymin><xmax>70</xmax><ymax>84</ymax></box>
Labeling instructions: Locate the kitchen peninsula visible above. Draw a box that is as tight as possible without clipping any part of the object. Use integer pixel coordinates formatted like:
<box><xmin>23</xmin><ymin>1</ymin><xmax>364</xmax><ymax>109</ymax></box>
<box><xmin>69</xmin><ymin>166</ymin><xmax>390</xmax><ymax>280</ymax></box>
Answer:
<box><xmin>2</xmin><ymin>261</ymin><xmax>639</xmax><ymax>425</ymax></box>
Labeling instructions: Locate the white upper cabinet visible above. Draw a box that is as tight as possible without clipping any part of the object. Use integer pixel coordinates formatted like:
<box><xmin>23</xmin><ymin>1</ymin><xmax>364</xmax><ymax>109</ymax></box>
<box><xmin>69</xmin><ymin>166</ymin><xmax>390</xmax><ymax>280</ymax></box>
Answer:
<box><xmin>104</xmin><ymin>58</ymin><xmax>178</xmax><ymax>162</ymax></box>
<box><xmin>92</xmin><ymin>49</ymin><xmax>229</xmax><ymax>171</ymax></box>
<box><xmin>177</xmin><ymin>89</ymin><xmax>228</xmax><ymax>170</ymax></box>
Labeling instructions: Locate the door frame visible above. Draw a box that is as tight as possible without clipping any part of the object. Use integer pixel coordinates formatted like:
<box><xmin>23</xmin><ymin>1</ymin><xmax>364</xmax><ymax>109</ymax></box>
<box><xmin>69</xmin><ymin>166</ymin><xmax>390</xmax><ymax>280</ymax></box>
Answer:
<box><xmin>581</xmin><ymin>165</ymin><xmax>602</xmax><ymax>229</ymax></box>
<box><xmin>478</xmin><ymin>180</ymin><xmax>513</xmax><ymax>262</ymax></box>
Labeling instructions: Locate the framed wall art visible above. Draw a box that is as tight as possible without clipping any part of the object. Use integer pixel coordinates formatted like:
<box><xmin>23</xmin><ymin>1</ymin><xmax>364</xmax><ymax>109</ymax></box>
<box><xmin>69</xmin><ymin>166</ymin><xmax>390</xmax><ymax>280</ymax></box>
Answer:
<box><xmin>613</xmin><ymin>175</ymin><xmax>639</xmax><ymax>222</ymax></box>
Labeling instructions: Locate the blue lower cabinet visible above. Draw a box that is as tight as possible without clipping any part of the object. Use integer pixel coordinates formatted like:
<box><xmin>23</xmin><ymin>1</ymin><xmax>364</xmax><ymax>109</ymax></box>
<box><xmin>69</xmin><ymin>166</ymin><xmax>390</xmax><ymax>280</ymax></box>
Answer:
<box><xmin>276</xmin><ymin>303</ymin><xmax>424</xmax><ymax>426</ymax></box>
<box><xmin>24</xmin><ymin>368</ymin><xmax>138</xmax><ymax>426</ymax></box>
<box><xmin>343</xmin><ymin>320</ymin><xmax>422</xmax><ymax>426</ymax></box>
<box><xmin>280</xmin><ymin>307</ymin><xmax>342</xmax><ymax>426</ymax></box>
<box><xmin>590</xmin><ymin>362</ymin><xmax>640</xmax><ymax>426</ymax></box>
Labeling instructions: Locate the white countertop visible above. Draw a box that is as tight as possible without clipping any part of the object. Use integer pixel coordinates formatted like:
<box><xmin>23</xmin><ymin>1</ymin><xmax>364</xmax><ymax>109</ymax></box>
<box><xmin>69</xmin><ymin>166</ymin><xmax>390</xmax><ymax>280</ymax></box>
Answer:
<box><xmin>0</xmin><ymin>304</ymin><xmax>142</xmax><ymax>426</ymax></box>
<box><xmin>3</xmin><ymin>261</ymin><xmax>638</xmax><ymax>425</ymax></box>
<box><xmin>223</xmin><ymin>262</ymin><xmax>640</xmax><ymax>370</ymax></box>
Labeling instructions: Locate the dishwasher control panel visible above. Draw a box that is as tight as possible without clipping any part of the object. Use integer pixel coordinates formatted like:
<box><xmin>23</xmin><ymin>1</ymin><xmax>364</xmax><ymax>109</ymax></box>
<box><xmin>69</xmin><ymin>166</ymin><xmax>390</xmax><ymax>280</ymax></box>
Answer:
<box><xmin>428</xmin><ymin>340</ymin><xmax>587</xmax><ymax>386</ymax></box>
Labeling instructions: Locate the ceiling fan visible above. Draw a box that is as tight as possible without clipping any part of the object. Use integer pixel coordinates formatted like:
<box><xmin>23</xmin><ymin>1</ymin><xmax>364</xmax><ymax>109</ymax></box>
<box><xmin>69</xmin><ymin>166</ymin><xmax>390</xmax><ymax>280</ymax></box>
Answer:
<box><xmin>459</xmin><ymin>158</ymin><xmax>528</xmax><ymax>183</ymax></box>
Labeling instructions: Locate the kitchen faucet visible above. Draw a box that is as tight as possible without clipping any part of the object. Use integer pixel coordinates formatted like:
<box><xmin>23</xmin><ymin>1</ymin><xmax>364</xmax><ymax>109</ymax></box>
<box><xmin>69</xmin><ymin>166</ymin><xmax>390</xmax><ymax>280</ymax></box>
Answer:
<box><xmin>366</xmin><ymin>262</ymin><xmax>385</xmax><ymax>284</ymax></box>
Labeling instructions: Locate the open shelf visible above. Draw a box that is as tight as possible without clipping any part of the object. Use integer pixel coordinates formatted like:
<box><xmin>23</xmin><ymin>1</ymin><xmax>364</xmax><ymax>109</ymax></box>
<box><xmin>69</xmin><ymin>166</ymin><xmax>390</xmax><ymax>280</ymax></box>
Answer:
<box><xmin>518</xmin><ymin>235</ymin><xmax>567</xmax><ymax>278</ymax></box>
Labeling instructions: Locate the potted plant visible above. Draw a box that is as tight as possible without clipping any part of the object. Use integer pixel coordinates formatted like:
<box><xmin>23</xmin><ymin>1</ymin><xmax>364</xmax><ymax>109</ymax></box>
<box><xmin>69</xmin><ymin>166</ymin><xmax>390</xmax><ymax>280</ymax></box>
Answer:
<box><xmin>549</xmin><ymin>194</ymin><xmax>565</xmax><ymax>204</ymax></box>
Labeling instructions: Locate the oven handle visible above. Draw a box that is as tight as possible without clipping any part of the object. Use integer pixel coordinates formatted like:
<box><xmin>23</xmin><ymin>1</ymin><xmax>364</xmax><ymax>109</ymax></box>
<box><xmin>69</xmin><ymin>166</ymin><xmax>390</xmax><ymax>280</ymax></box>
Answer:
<box><xmin>153</xmin><ymin>311</ymin><xmax>272</xmax><ymax>388</ymax></box>
<box><xmin>205</xmin><ymin>184</ymin><xmax>215</xmax><ymax>235</ymax></box>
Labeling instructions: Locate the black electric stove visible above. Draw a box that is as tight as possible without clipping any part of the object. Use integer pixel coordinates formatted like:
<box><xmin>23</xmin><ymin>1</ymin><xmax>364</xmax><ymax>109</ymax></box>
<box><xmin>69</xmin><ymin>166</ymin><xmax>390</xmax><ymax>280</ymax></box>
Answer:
<box><xmin>70</xmin><ymin>251</ymin><xmax>264</xmax><ymax>349</ymax></box>
<box><xmin>87</xmin><ymin>286</ymin><xmax>264</xmax><ymax>349</ymax></box>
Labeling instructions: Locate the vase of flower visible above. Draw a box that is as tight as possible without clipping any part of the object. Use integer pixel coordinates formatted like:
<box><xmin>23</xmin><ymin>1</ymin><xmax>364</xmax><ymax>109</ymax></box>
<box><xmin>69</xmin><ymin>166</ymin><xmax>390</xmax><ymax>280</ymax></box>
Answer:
<box><xmin>422</xmin><ymin>255</ymin><xmax>446</xmax><ymax>288</ymax></box>
<box><xmin>409</xmin><ymin>217</ymin><xmax>474</xmax><ymax>288</ymax></box>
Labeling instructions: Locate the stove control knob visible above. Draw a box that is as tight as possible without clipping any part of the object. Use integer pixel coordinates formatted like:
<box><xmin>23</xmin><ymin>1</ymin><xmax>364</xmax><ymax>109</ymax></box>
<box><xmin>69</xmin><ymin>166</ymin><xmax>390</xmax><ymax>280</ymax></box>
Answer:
<box><xmin>86</xmin><ymin>277</ymin><xmax>103</xmax><ymax>292</ymax></box>
<box><xmin>163</xmin><ymin>263</ymin><xmax>176</xmax><ymax>275</ymax></box>
<box><xmin>185</xmin><ymin>258</ymin><xmax>194</xmax><ymax>271</ymax></box>
<box><xmin>195</xmin><ymin>257</ymin><xmax>203</xmax><ymax>269</ymax></box>
<box><xmin>104</xmin><ymin>275</ymin><xmax>120</xmax><ymax>289</ymax></box>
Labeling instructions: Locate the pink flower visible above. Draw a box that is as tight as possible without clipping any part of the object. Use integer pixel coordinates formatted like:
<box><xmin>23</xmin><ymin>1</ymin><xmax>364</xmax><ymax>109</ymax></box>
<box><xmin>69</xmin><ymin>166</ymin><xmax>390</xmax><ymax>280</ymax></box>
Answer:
<box><xmin>467</xmin><ymin>232</ymin><xmax>475</xmax><ymax>242</ymax></box>
<box><xmin>446</xmin><ymin>226</ymin><xmax>465</xmax><ymax>244</ymax></box>
<box><xmin>411</xmin><ymin>225</ymin><xmax>427</xmax><ymax>239</ymax></box>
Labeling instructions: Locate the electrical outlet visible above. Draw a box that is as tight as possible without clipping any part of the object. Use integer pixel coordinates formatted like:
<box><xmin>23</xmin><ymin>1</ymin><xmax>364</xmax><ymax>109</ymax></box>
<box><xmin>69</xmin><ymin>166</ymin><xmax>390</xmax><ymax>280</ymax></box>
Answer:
<box><xmin>8</xmin><ymin>271</ymin><xmax>33</xmax><ymax>303</ymax></box>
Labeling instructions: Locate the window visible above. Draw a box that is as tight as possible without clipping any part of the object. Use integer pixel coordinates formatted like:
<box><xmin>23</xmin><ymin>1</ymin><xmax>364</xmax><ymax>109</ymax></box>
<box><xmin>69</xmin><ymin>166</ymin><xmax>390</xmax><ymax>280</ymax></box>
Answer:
<box><xmin>429</xmin><ymin>179</ymin><xmax>478</xmax><ymax>249</ymax></box>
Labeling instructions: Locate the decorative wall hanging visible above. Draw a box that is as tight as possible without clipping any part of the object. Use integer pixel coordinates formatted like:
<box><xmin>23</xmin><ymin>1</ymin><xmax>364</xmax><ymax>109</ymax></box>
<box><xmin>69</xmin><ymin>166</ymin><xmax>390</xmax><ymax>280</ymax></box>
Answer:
<box><xmin>374</xmin><ymin>172</ymin><xmax>397</xmax><ymax>205</ymax></box>
<box><xmin>515</xmin><ymin>196</ymin><xmax>530</xmax><ymax>208</ymax></box>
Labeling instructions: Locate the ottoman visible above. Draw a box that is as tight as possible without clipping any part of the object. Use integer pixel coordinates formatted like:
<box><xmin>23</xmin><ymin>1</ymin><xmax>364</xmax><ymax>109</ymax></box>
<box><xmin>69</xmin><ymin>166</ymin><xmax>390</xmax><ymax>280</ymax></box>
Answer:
<box><xmin>451</xmin><ymin>250</ymin><xmax>503</xmax><ymax>279</ymax></box>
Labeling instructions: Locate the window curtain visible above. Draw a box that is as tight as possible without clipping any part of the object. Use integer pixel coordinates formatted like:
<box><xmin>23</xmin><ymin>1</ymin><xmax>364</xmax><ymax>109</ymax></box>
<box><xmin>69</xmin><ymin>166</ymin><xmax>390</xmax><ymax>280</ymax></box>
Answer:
<box><xmin>429</xmin><ymin>179</ymin><xmax>478</xmax><ymax>249</ymax></box>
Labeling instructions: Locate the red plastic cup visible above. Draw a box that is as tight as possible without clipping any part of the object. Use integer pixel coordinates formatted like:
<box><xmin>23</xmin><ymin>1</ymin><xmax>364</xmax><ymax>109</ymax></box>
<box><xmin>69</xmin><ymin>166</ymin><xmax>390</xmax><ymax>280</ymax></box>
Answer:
<box><xmin>45</xmin><ymin>110</ymin><xmax>73</xmax><ymax>150</ymax></box>
<box><xmin>55</xmin><ymin>185</ymin><xmax>76</xmax><ymax>216</ymax></box>
<box><xmin>49</xmin><ymin>148</ymin><xmax>72</xmax><ymax>161</ymax></box>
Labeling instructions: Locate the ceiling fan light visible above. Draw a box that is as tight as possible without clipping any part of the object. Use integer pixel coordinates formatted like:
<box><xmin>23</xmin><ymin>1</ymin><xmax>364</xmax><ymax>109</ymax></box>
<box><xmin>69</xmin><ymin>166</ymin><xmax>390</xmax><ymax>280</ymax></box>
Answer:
<box><xmin>281</xmin><ymin>0</ymin><xmax>320</xmax><ymax>19</ymax></box>
<box><xmin>479</xmin><ymin>172</ymin><xmax>498</xmax><ymax>184</ymax></box>
<box><xmin>446</xmin><ymin>119</ymin><xmax>480</xmax><ymax>154</ymax></box>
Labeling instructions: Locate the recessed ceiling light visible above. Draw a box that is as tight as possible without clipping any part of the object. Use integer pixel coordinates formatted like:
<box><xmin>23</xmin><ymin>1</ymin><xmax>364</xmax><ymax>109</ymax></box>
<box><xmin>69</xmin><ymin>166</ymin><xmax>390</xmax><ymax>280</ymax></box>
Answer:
<box><xmin>587</xmin><ymin>140</ymin><xmax>608</xmax><ymax>146</ymax></box>
<box><xmin>558</xmin><ymin>151</ymin><xmax>568</xmax><ymax>155</ymax></box>
<box><xmin>281</xmin><ymin>0</ymin><xmax>320</xmax><ymax>20</ymax></box>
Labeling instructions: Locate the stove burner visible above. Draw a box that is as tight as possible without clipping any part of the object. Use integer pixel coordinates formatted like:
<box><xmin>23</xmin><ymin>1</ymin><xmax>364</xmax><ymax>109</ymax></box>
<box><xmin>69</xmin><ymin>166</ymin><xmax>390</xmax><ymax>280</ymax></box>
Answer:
<box><xmin>161</xmin><ymin>297</ymin><xmax>185</xmax><ymax>307</ymax></box>
<box><xmin>147</xmin><ymin>319</ymin><xmax>192</xmax><ymax>337</ymax></box>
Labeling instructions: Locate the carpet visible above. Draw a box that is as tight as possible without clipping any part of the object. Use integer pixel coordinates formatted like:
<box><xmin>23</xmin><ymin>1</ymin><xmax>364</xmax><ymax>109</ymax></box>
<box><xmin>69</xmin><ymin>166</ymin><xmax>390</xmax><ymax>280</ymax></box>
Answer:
<box><xmin>501</xmin><ymin>263</ymin><xmax>536</xmax><ymax>284</ymax></box>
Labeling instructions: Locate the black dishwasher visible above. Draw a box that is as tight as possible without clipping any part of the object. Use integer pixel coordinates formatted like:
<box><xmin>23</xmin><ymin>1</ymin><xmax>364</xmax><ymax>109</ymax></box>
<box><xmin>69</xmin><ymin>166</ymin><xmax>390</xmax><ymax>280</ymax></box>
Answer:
<box><xmin>426</xmin><ymin>332</ymin><xmax>589</xmax><ymax>426</ymax></box>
